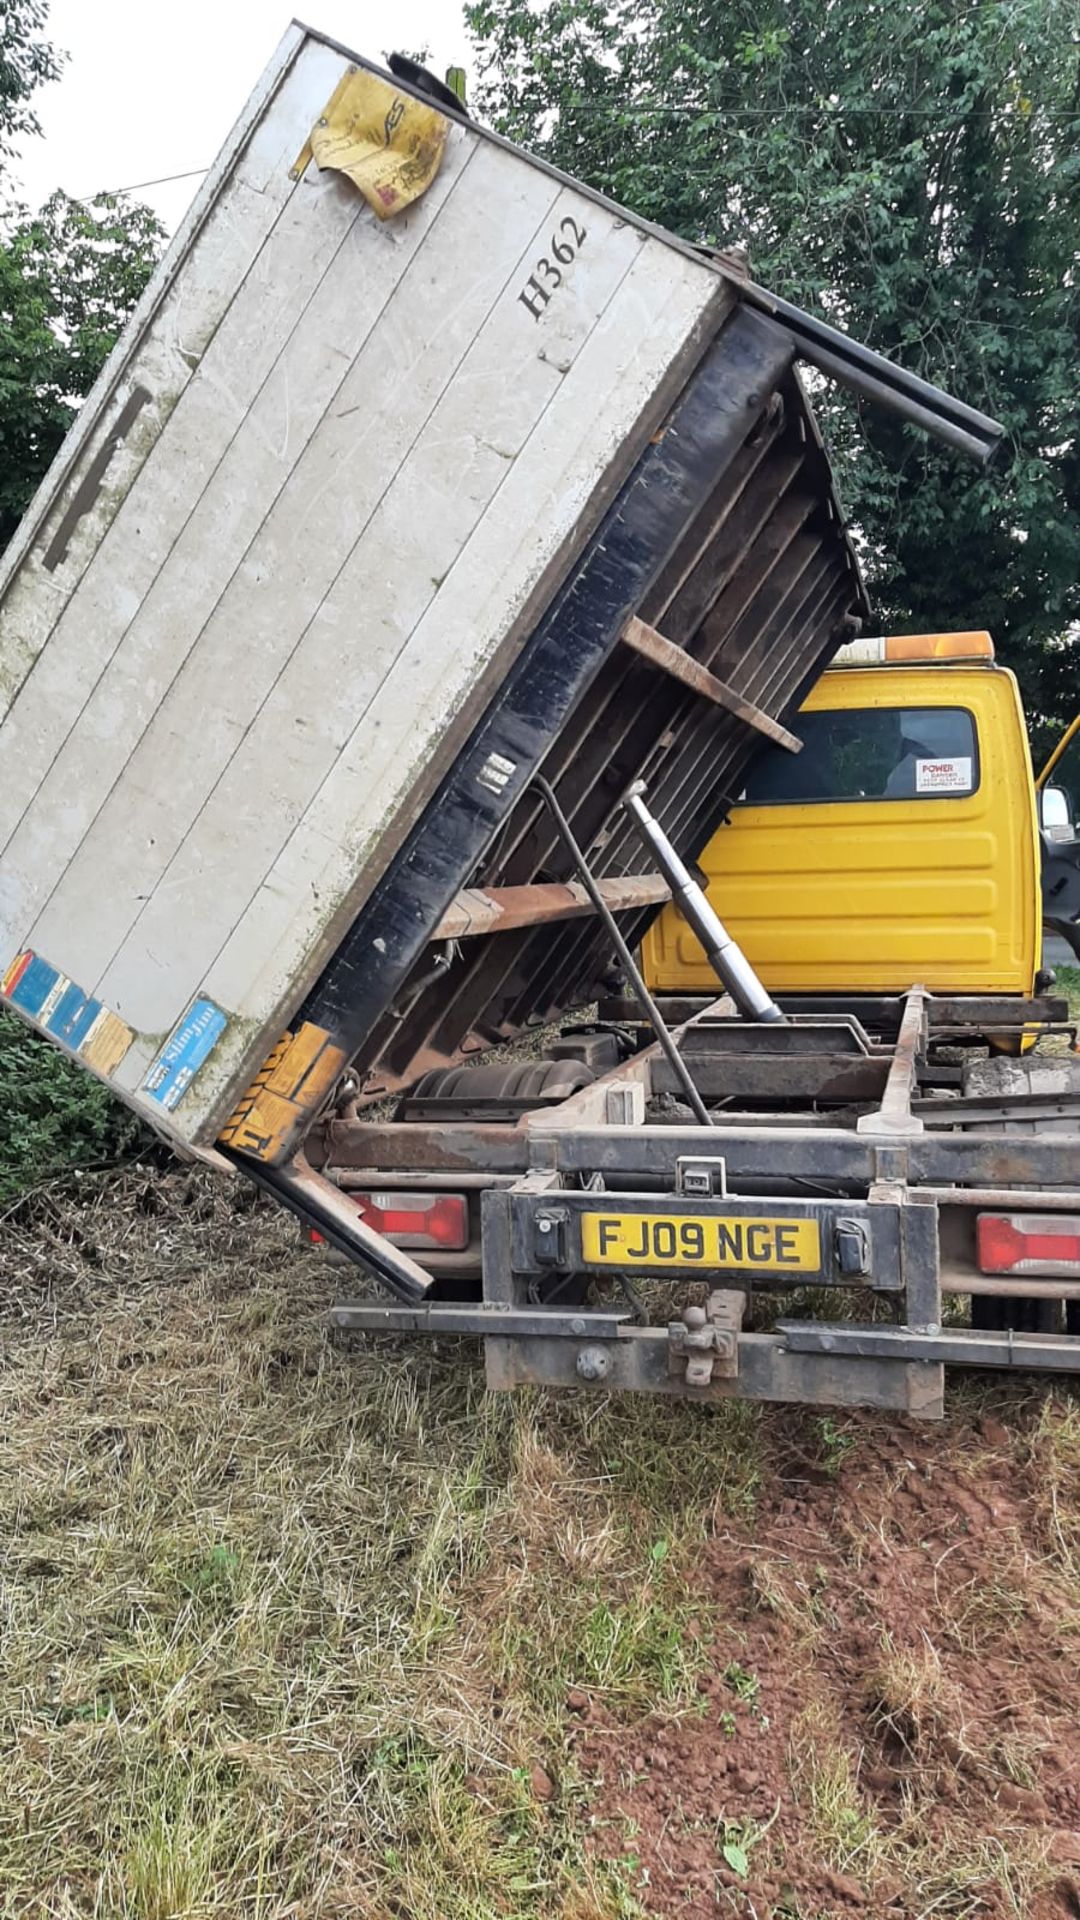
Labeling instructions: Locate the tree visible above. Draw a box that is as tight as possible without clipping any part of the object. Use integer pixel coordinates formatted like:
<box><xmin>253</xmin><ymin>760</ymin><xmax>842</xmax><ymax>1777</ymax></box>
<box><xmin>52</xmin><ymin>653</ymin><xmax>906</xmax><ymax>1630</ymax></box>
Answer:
<box><xmin>466</xmin><ymin>0</ymin><xmax>1080</xmax><ymax>746</ymax></box>
<box><xmin>0</xmin><ymin>0</ymin><xmax>61</xmax><ymax>168</ymax></box>
<box><xmin>0</xmin><ymin>189</ymin><xmax>165</xmax><ymax>546</ymax></box>
<box><xmin>0</xmin><ymin>2</ymin><xmax>161</xmax><ymax>1199</ymax></box>
<box><xmin>0</xmin><ymin>1</ymin><xmax>165</xmax><ymax>548</ymax></box>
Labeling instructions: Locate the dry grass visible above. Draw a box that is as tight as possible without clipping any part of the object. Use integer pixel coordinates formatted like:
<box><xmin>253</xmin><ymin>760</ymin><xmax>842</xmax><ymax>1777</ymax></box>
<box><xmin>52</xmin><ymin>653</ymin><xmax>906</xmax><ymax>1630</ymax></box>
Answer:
<box><xmin>863</xmin><ymin>1630</ymin><xmax>971</xmax><ymax>1763</ymax></box>
<box><xmin>789</xmin><ymin>1697</ymin><xmax>1057</xmax><ymax>1919</ymax></box>
<box><xmin>0</xmin><ymin>1168</ymin><xmax>760</xmax><ymax>1919</ymax></box>
<box><xmin>1027</xmin><ymin>1393</ymin><xmax>1080</xmax><ymax>1638</ymax></box>
<box><xmin>2</xmin><ymin>1168</ymin><xmax>1078</xmax><ymax>1919</ymax></box>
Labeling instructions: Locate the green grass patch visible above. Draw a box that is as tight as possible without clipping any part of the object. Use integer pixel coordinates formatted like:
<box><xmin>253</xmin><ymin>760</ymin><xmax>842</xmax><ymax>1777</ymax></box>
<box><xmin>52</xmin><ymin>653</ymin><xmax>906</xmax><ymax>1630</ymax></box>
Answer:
<box><xmin>1054</xmin><ymin>962</ymin><xmax>1080</xmax><ymax>1019</ymax></box>
<box><xmin>0</xmin><ymin>1194</ymin><xmax>756</xmax><ymax>1917</ymax></box>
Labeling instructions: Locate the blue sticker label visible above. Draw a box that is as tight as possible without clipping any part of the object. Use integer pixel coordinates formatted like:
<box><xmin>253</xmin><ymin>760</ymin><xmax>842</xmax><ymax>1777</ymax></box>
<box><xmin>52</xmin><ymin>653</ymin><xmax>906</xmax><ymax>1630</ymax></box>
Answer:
<box><xmin>62</xmin><ymin>995</ymin><xmax>107</xmax><ymax>1051</ymax></box>
<box><xmin>45</xmin><ymin>981</ymin><xmax>101</xmax><ymax>1047</ymax></box>
<box><xmin>143</xmin><ymin>999</ymin><xmax>228</xmax><ymax>1110</ymax></box>
<box><xmin>2</xmin><ymin>947</ymin><xmax>133</xmax><ymax>1076</ymax></box>
<box><xmin>8</xmin><ymin>953</ymin><xmax>60</xmax><ymax>1017</ymax></box>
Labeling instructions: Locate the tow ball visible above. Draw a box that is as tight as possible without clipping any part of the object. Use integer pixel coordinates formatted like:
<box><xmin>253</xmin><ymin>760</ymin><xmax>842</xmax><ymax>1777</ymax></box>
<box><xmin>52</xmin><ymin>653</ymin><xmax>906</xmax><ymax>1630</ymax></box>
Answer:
<box><xmin>668</xmin><ymin>1289</ymin><xmax>748</xmax><ymax>1387</ymax></box>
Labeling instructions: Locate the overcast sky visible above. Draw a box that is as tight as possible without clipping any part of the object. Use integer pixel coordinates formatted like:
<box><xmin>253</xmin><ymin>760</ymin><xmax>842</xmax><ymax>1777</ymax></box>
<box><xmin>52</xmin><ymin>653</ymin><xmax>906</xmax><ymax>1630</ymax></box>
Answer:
<box><xmin>14</xmin><ymin>0</ymin><xmax>472</xmax><ymax>231</ymax></box>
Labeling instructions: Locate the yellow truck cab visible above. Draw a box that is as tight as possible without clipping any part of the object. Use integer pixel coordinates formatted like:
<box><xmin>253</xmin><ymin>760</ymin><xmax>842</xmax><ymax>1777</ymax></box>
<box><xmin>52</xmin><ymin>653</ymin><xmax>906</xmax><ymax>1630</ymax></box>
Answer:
<box><xmin>642</xmin><ymin>632</ymin><xmax>1045</xmax><ymax>998</ymax></box>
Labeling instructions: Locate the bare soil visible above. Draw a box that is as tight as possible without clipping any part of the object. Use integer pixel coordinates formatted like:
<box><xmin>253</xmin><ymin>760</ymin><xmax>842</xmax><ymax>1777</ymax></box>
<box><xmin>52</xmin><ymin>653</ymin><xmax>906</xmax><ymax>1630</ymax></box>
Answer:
<box><xmin>573</xmin><ymin>1411</ymin><xmax>1080</xmax><ymax>1918</ymax></box>
<box><xmin>1</xmin><ymin>1167</ymin><xmax>1078</xmax><ymax>1918</ymax></box>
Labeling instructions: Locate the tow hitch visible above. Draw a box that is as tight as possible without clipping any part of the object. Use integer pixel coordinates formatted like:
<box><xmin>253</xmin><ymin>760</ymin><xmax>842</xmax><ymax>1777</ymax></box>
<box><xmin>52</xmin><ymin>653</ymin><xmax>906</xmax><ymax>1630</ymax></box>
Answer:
<box><xmin>669</xmin><ymin>1289</ymin><xmax>747</xmax><ymax>1386</ymax></box>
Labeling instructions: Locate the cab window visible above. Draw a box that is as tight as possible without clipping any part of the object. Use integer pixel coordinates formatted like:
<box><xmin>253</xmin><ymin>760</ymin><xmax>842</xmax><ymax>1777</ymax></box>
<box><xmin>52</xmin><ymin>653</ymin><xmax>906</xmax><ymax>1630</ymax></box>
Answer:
<box><xmin>742</xmin><ymin>706</ymin><xmax>978</xmax><ymax>806</ymax></box>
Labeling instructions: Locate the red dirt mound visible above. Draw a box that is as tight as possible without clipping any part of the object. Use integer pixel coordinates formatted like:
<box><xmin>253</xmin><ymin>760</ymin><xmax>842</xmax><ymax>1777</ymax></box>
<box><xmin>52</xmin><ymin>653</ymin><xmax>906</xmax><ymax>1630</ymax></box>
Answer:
<box><xmin>572</xmin><ymin>1406</ymin><xmax>1080</xmax><ymax>1919</ymax></box>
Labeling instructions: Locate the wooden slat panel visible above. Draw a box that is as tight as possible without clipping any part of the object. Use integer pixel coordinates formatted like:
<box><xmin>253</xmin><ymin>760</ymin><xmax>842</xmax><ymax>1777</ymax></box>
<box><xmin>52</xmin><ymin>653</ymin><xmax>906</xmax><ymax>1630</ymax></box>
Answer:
<box><xmin>621</xmin><ymin>615</ymin><xmax>802</xmax><ymax>750</ymax></box>
<box><xmin>0</xmin><ymin>29</ymin><xmax>734</xmax><ymax>1147</ymax></box>
<box><xmin>24</xmin><ymin>130</ymin><xmax>522</xmax><ymax>1003</ymax></box>
<box><xmin>433</xmin><ymin>874</ymin><xmax>670</xmax><ymax>938</ymax></box>
<box><xmin>108</xmin><ymin>177</ymin><xmax>643</xmax><ymax>1019</ymax></box>
<box><xmin>86</xmin><ymin>149</ymin><xmax>573</xmax><ymax>1031</ymax></box>
<box><xmin>0</xmin><ymin>38</ymin><xmax>368</xmax><ymax>970</ymax></box>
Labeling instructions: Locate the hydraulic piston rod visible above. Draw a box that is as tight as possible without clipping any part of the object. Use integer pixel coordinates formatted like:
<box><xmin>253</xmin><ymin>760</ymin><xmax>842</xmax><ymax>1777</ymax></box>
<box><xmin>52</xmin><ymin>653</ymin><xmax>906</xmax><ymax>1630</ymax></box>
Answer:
<box><xmin>622</xmin><ymin>783</ymin><xmax>785</xmax><ymax>1024</ymax></box>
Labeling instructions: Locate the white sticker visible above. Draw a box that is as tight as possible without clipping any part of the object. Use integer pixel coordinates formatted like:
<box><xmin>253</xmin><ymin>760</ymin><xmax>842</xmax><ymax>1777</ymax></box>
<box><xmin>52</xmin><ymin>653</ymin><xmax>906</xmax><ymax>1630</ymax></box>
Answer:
<box><xmin>476</xmin><ymin>750</ymin><xmax>516</xmax><ymax>795</ymax></box>
<box><xmin>915</xmin><ymin>756</ymin><xmax>972</xmax><ymax>794</ymax></box>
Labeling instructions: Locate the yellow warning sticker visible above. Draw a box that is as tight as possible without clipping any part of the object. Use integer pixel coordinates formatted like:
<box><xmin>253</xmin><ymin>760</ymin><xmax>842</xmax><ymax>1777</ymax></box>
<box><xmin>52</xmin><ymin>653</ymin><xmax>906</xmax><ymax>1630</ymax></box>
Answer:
<box><xmin>80</xmin><ymin>1010</ymin><xmax>136</xmax><ymax>1078</ymax></box>
<box><xmin>219</xmin><ymin>1022</ymin><xmax>348</xmax><ymax>1163</ymax></box>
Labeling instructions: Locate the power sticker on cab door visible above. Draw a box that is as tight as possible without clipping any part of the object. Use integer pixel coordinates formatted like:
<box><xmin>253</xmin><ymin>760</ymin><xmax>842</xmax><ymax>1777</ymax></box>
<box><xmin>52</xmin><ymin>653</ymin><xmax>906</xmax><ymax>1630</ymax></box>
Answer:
<box><xmin>580</xmin><ymin>1211</ymin><xmax>821</xmax><ymax>1271</ymax></box>
<box><xmin>915</xmin><ymin>756</ymin><xmax>973</xmax><ymax>794</ymax></box>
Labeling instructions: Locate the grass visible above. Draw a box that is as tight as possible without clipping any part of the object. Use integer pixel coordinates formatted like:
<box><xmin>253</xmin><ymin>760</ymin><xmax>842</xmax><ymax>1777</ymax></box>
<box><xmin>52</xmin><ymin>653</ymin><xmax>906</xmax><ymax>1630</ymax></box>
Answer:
<box><xmin>863</xmin><ymin>1630</ymin><xmax>970</xmax><ymax>1763</ymax></box>
<box><xmin>790</xmin><ymin>1699</ymin><xmax>1056</xmax><ymax>1918</ymax></box>
<box><xmin>0</xmin><ymin>1170</ymin><xmax>761</xmax><ymax>1919</ymax></box>
<box><xmin>789</xmin><ymin>1706</ymin><xmax>883</xmax><ymax>1876</ymax></box>
<box><xmin>1028</xmin><ymin>1393</ymin><xmax>1080</xmax><ymax>1633</ymax></box>
<box><xmin>2</xmin><ymin>1168</ymin><xmax>1077</xmax><ymax>1918</ymax></box>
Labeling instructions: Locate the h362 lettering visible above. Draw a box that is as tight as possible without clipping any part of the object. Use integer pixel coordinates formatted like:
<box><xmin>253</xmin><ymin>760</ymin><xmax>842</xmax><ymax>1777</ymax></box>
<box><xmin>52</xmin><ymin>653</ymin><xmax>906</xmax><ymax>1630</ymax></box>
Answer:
<box><xmin>518</xmin><ymin>216</ymin><xmax>587</xmax><ymax>321</ymax></box>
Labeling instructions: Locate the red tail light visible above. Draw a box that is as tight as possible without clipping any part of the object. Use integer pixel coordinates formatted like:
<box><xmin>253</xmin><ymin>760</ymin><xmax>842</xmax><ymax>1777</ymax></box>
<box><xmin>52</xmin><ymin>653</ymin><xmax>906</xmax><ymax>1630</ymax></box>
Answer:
<box><xmin>350</xmin><ymin>1191</ymin><xmax>470</xmax><ymax>1250</ymax></box>
<box><xmin>977</xmin><ymin>1213</ymin><xmax>1080</xmax><ymax>1276</ymax></box>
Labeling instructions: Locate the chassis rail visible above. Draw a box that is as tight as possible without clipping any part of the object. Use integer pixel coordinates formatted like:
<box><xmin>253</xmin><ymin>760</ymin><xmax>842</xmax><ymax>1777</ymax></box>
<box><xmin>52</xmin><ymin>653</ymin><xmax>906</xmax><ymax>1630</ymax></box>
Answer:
<box><xmin>312</xmin><ymin>989</ymin><xmax>1080</xmax><ymax>1417</ymax></box>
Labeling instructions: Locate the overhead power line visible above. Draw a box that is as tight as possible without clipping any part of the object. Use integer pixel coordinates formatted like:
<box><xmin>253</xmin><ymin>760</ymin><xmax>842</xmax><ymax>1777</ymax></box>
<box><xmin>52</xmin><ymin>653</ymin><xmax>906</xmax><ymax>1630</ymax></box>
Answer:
<box><xmin>524</xmin><ymin>101</ymin><xmax>1076</xmax><ymax>119</ymax></box>
<box><xmin>73</xmin><ymin>91</ymin><xmax>1074</xmax><ymax>201</ymax></box>
<box><xmin>77</xmin><ymin>165</ymin><xmax>209</xmax><ymax>203</ymax></box>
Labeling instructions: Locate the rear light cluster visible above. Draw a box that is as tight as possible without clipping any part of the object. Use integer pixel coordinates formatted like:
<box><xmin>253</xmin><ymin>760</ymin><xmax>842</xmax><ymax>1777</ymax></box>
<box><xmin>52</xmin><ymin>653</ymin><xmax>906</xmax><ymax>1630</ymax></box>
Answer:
<box><xmin>309</xmin><ymin>1191</ymin><xmax>469</xmax><ymax>1251</ymax></box>
<box><xmin>977</xmin><ymin>1213</ymin><xmax>1080</xmax><ymax>1276</ymax></box>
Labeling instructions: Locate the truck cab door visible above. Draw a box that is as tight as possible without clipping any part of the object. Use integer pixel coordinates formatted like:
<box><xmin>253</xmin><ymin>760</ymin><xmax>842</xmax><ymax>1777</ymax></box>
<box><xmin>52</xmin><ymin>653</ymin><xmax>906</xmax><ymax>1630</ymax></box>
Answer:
<box><xmin>1037</xmin><ymin>715</ymin><xmax>1080</xmax><ymax>961</ymax></box>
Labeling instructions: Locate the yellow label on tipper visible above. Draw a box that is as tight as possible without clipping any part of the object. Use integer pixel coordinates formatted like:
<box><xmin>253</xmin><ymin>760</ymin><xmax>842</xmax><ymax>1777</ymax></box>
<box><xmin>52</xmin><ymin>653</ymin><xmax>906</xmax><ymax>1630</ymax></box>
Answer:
<box><xmin>219</xmin><ymin>1022</ymin><xmax>347</xmax><ymax>1163</ymax></box>
<box><xmin>79</xmin><ymin>1010</ymin><xmax>135</xmax><ymax>1077</ymax></box>
<box><xmin>580</xmin><ymin>1212</ymin><xmax>821</xmax><ymax>1272</ymax></box>
<box><xmin>300</xmin><ymin>68</ymin><xmax>448</xmax><ymax>219</ymax></box>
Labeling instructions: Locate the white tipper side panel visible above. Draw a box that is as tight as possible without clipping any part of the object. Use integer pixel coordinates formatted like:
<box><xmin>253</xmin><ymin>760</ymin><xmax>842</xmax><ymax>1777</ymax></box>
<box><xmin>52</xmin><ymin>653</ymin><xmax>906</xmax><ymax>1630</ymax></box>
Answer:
<box><xmin>0</xmin><ymin>30</ymin><xmax>727</xmax><ymax>1148</ymax></box>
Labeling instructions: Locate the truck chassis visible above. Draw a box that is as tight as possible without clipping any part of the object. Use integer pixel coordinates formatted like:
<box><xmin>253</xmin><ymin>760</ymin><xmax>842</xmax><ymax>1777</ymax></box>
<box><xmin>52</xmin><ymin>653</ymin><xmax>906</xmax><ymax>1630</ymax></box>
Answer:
<box><xmin>301</xmin><ymin>987</ymin><xmax>1080</xmax><ymax>1419</ymax></box>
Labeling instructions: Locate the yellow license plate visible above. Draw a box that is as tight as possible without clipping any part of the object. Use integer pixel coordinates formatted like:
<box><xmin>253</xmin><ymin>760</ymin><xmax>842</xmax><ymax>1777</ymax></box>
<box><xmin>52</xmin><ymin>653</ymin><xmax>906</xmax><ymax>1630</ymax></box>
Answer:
<box><xmin>580</xmin><ymin>1211</ymin><xmax>821</xmax><ymax>1272</ymax></box>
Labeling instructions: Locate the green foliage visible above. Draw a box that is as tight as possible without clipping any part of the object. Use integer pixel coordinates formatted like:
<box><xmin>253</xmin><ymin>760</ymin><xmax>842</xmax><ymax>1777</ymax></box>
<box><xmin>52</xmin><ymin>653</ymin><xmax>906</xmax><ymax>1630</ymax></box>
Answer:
<box><xmin>816</xmin><ymin>1413</ymin><xmax>858</xmax><ymax>1476</ymax></box>
<box><xmin>0</xmin><ymin>189</ymin><xmax>164</xmax><ymax>545</ymax></box>
<box><xmin>0</xmin><ymin>1009</ymin><xmax>145</xmax><ymax>1205</ymax></box>
<box><xmin>722</xmin><ymin>1835</ymin><xmax>750</xmax><ymax>1877</ymax></box>
<box><xmin>0</xmin><ymin>0</ymin><xmax>62</xmax><ymax>167</ymax></box>
<box><xmin>722</xmin><ymin>1659</ymin><xmax>760</xmax><ymax>1707</ymax></box>
<box><xmin>466</xmin><ymin>0</ymin><xmax>1080</xmax><ymax>745</ymax></box>
<box><xmin>571</xmin><ymin>1592</ymin><xmax>708</xmax><ymax>1706</ymax></box>
<box><xmin>0</xmin><ymin>7</ymin><xmax>162</xmax><ymax>1196</ymax></box>
<box><xmin>1057</xmin><ymin>966</ymin><xmax>1080</xmax><ymax>1020</ymax></box>
<box><xmin>0</xmin><ymin>3</ymin><xmax>164</xmax><ymax>545</ymax></box>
